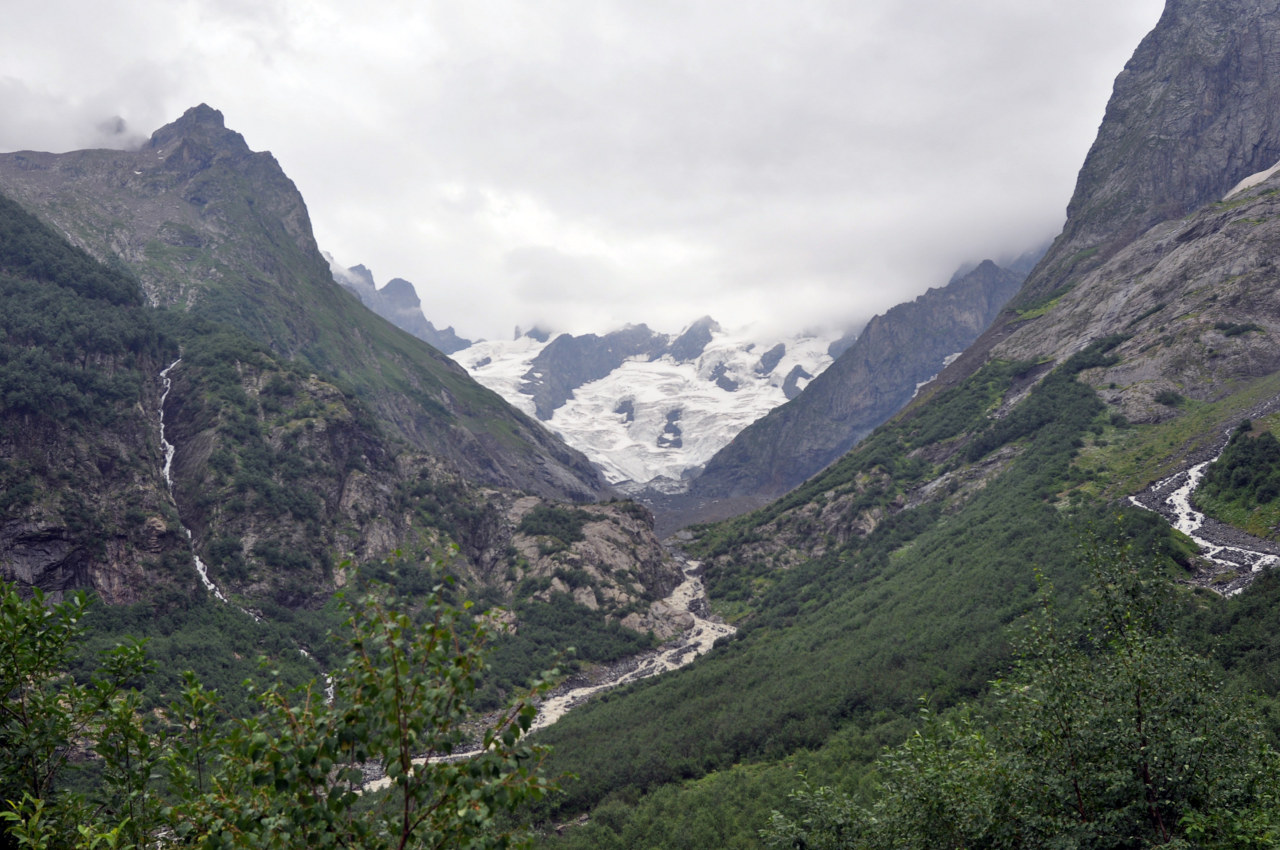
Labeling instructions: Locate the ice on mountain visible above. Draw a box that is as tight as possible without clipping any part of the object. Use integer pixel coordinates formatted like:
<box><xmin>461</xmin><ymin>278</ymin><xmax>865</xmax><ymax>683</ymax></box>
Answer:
<box><xmin>456</xmin><ymin>323</ymin><xmax>838</xmax><ymax>486</ymax></box>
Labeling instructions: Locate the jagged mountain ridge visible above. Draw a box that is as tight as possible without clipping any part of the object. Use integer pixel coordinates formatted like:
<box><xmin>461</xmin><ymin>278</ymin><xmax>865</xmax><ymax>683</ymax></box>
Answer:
<box><xmin>11</xmin><ymin>0</ymin><xmax>1280</xmax><ymax>838</ymax></box>
<box><xmin>327</xmin><ymin>259</ymin><xmax>471</xmax><ymax>354</ymax></box>
<box><xmin>0</xmin><ymin>184</ymin><xmax>691</xmax><ymax>635</ymax></box>
<box><xmin>654</xmin><ymin>258</ymin><xmax>1026</xmax><ymax>526</ymax></box>
<box><xmin>693</xmin><ymin>0</ymin><xmax>1280</xmax><ymax>608</ymax></box>
<box><xmin>455</xmin><ymin>320</ymin><xmax>839</xmax><ymax>488</ymax></box>
<box><xmin>1021</xmin><ymin>0</ymin><xmax>1280</xmax><ymax>305</ymax></box>
<box><xmin>0</xmin><ymin>105</ymin><xmax>606</xmax><ymax>503</ymax></box>
<box><xmin>0</xmin><ymin>106</ymin><xmax>714</xmax><ymax>653</ymax></box>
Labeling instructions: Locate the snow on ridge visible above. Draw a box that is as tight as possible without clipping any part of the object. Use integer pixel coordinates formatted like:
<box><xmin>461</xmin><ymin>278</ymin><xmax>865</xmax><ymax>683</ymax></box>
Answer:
<box><xmin>911</xmin><ymin>351</ymin><xmax>965</xmax><ymax>399</ymax></box>
<box><xmin>452</xmin><ymin>335</ymin><xmax>549</xmax><ymax>419</ymax></box>
<box><xmin>455</xmin><ymin>325</ymin><xmax>840</xmax><ymax>487</ymax></box>
<box><xmin>1225</xmin><ymin>158</ymin><xmax>1280</xmax><ymax>200</ymax></box>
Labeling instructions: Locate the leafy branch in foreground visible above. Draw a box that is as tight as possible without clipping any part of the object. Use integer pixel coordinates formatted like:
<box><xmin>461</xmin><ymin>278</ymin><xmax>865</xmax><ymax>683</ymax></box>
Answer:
<box><xmin>0</xmin><ymin>578</ymin><xmax>557</xmax><ymax>849</ymax></box>
<box><xmin>762</xmin><ymin>541</ymin><xmax>1280</xmax><ymax>849</ymax></box>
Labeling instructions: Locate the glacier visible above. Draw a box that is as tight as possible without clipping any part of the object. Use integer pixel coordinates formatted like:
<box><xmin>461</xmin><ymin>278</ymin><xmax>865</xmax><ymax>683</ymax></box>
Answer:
<box><xmin>455</xmin><ymin>324</ymin><xmax>839</xmax><ymax>489</ymax></box>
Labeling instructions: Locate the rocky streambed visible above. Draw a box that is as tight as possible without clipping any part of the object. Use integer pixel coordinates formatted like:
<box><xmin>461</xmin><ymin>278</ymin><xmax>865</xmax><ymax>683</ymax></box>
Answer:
<box><xmin>361</xmin><ymin>547</ymin><xmax>734</xmax><ymax>791</ymax></box>
<box><xmin>1128</xmin><ymin>403</ymin><xmax>1280</xmax><ymax>595</ymax></box>
<box><xmin>528</xmin><ymin>549</ymin><xmax>734</xmax><ymax>731</ymax></box>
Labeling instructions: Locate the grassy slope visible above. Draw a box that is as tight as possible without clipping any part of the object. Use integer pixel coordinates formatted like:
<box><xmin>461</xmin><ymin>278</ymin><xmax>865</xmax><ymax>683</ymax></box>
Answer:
<box><xmin>528</xmin><ymin>337</ymin><xmax>1280</xmax><ymax>846</ymax></box>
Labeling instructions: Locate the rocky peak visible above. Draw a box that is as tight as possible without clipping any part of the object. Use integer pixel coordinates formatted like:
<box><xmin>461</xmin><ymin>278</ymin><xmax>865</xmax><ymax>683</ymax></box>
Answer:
<box><xmin>143</xmin><ymin>104</ymin><xmax>253</xmax><ymax>165</ymax></box>
<box><xmin>669</xmin><ymin>316</ymin><xmax>721</xmax><ymax>362</ymax></box>
<box><xmin>1023</xmin><ymin>0</ymin><xmax>1280</xmax><ymax>302</ymax></box>
<box><xmin>521</xmin><ymin>325</ymin><xmax>670</xmax><ymax>420</ymax></box>
<box><xmin>0</xmin><ymin>108</ymin><xmax>608</xmax><ymax>504</ymax></box>
<box><xmin>380</xmin><ymin>278</ymin><xmax>421</xmax><ymax>311</ymax></box>
<box><xmin>669</xmin><ymin>260</ymin><xmax>1025</xmax><ymax>520</ymax></box>
<box><xmin>344</xmin><ymin>264</ymin><xmax>377</xmax><ymax>290</ymax></box>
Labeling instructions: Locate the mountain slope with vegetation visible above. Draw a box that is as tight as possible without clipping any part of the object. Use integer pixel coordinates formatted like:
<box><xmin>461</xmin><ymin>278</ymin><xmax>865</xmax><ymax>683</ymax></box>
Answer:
<box><xmin>10</xmin><ymin>0</ymin><xmax>1280</xmax><ymax>845</ymax></box>
<box><xmin>0</xmin><ymin>184</ymin><xmax>688</xmax><ymax>703</ymax></box>
<box><xmin>0</xmin><ymin>104</ymin><xmax>708</xmax><ymax>750</ymax></box>
<box><xmin>0</xmin><ymin>104</ymin><xmax>606</xmax><ymax>503</ymax></box>
<box><xmin>520</xmin><ymin>1</ymin><xmax>1280</xmax><ymax>844</ymax></box>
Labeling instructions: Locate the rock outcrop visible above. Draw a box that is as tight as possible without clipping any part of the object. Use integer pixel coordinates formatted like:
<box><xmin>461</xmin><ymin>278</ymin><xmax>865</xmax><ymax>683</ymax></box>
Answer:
<box><xmin>331</xmin><ymin>262</ymin><xmax>471</xmax><ymax>354</ymax></box>
<box><xmin>1021</xmin><ymin>0</ymin><xmax>1280</xmax><ymax>304</ymax></box>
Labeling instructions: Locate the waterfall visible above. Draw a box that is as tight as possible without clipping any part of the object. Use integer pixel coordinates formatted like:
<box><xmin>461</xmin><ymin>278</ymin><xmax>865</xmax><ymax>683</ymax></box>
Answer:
<box><xmin>157</xmin><ymin>359</ymin><xmax>233</xmax><ymax>605</ymax></box>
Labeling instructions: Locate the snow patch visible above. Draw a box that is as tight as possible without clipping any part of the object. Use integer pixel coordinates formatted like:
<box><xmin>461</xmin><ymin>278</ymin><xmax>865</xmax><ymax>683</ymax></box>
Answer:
<box><xmin>1224</xmin><ymin>159</ymin><xmax>1280</xmax><ymax>200</ymax></box>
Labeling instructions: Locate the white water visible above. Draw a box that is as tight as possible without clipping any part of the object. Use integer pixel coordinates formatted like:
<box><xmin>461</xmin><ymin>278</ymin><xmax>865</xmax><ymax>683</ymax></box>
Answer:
<box><xmin>158</xmin><ymin>360</ymin><xmax>232</xmax><ymax>605</ymax></box>
<box><xmin>159</xmin><ymin>359</ymin><xmax>180</xmax><ymax>485</ymax></box>
<box><xmin>361</xmin><ymin>555</ymin><xmax>734</xmax><ymax>791</ymax></box>
<box><xmin>1129</xmin><ymin>433</ymin><xmax>1279</xmax><ymax>594</ymax></box>
<box><xmin>530</xmin><ymin>556</ymin><xmax>734</xmax><ymax>731</ymax></box>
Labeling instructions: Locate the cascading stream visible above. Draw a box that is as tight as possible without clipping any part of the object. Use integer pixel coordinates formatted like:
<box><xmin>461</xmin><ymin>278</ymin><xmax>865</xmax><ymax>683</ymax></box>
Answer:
<box><xmin>160</xmin><ymin>361</ymin><xmax>732</xmax><ymax>776</ymax></box>
<box><xmin>158</xmin><ymin>359</ymin><xmax>231</xmax><ymax>605</ymax></box>
<box><xmin>528</xmin><ymin>553</ymin><xmax>735</xmax><ymax>732</ymax></box>
<box><xmin>1129</xmin><ymin>428</ymin><xmax>1280</xmax><ymax>595</ymax></box>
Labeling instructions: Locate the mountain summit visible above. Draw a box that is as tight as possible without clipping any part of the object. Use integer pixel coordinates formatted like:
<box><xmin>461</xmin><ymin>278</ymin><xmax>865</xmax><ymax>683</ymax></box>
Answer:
<box><xmin>0</xmin><ymin>105</ymin><xmax>607</xmax><ymax>502</ymax></box>
<box><xmin>1024</xmin><ymin>0</ymin><xmax>1280</xmax><ymax>303</ymax></box>
<box><xmin>143</xmin><ymin>103</ymin><xmax>252</xmax><ymax>160</ymax></box>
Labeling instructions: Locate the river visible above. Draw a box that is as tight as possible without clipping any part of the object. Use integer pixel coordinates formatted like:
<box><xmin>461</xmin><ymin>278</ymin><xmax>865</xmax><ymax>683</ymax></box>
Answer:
<box><xmin>361</xmin><ymin>550</ymin><xmax>734</xmax><ymax>791</ymax></box>
<box><xmin>529</xmin><ymin>552</ymin><xmax>735</xmax><ymax>731</ymax></box>
<box><xmin>1129</xmin><ymin>427</ymin><xmax>1280</xmax><ymax>595</ymax></box>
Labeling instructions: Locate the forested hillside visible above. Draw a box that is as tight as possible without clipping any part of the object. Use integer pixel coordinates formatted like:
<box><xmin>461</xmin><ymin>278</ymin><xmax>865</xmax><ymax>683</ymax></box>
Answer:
<box><xmin>0</xmin><ymin>105</ymin><xmax>608</xmax><ymax>504</ymax></box>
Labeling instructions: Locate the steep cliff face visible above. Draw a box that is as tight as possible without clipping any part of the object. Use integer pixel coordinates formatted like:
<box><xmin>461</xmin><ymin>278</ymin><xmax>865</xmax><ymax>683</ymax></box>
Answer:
<box><xmin>687</xmin><ymin>0</ymin><xmax>1280</xmax><ymax>630</ymax></box>
<box><xmin>0</xmin><ymin>105</ymin><xmax>608</xmax><ymax>504</ymax></box>
<box><xmin>0</xmin><ymin>109</ymin><xmax>708</xmax><ymax>639</ymax></box>
<box><xmin>996</xmin><ymin>175</ymin><xmax>1280</xmax><ymax>424</ymax></box>
<box><xmin>0</xmin><ymin>191</ymin><xmax>185</xmax><ymax>604</ymax></box>
<box><xmin>671</xmin><ymin>259</ymin><xmax>1024</xmax><ymax>519</ymax></box>
<box><xmin>1022</xmin><ymin>0</ymin><xmax>1280</xmax><ymax>304</ymax></box>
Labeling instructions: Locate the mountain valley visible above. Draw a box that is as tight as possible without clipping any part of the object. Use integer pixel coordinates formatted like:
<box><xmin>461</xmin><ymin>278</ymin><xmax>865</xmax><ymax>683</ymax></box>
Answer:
<box><xmin>7</xmin><ymin>0</ymin><xmax>1280</xmax><ymax>846</ymax></box>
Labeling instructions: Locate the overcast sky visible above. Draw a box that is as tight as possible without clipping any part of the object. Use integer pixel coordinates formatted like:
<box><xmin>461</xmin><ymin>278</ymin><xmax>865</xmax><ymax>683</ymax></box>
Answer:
<box><xmin>1</xmin><ymin>0</ymin><xmax>1165</xmax><ymax>341</ymax></box>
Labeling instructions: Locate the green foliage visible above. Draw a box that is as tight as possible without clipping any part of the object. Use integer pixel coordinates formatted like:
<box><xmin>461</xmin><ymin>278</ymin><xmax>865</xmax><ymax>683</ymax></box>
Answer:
<box><xmin>760</xmin><ymin>543</ymin><xmax>1280</xmax><ymax>849</ymax></box>
<box><xmin>479</xmin><ymin>594</ymin><xmax>655</xmax><ymax>709</ymax></box>
<box><xmin>180</xmin><ymin>590</ymin><xmax>557</xmax><ymax>849</ymax></box>
<box><xmin>0</xmin><ymin>586</ymin><xmax>154</xmax><ymax>845</ymax></box>
<box><xmin>0</xmin><ymin>578</ymin><xmax>557</xmax><ymax>849</ymax></box>
<box><xmin>964</xmin><ymin>337</ymin><xmax>1123</xmax><ymax>463</ymax></box>
<box><xmin>1126</xmin><ymin>302</ymin><xmax>1167</xmax><ymax>329</ymax></box>
<box><xmin>517</xmin><ymin>506</ymin><xmax>595</xmax><ymax>554</ymax></box>
<box><xmin>534</xmin><ymin>339</ymin><xmax>1183</xmax><ymax>822</ymax></box>
<box><xmin>0</xmin><ymin>192</ymin><xmax>171</xmax><ymax>428</ymax></box>
<box><xmin>1195</xmin><ymin>422</ymin><xmax>1280</xmax><ymax>533</ymax></box>
<box><xmin>0</xmin><ymin>193</ymin><xmax>142</xmax><ymax>307</ymax></box>
<box><xmin>1215</xmin><ymin>320</ymin><xmax>1264</xmax><ymax>337</ymax></box>
<box><xmin>75</xmin><ymin>584</ymin><xmax>334</xmax><ymax>718</ymax></box>
<box><xmin>902</xmin><ymin>359</ymin><xmax>1037</xmax><ymax>449</ymax></box>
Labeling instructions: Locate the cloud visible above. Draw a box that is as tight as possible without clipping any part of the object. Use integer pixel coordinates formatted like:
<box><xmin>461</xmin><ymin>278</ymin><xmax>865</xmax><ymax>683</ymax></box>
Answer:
<box><xmin>0</xmin><ymin>0</ymin><xmax>1166</xmax><ymax>339</ymax></box>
